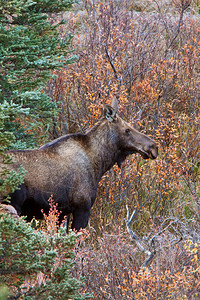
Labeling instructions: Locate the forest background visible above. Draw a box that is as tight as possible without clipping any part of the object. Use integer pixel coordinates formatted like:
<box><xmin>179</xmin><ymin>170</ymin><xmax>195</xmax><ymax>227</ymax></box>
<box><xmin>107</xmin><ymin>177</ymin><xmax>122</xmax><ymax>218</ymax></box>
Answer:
<box><xmin>0</xmin><ymin>0</ymin><xmax>200</xmax><ymax>299</ymax></box>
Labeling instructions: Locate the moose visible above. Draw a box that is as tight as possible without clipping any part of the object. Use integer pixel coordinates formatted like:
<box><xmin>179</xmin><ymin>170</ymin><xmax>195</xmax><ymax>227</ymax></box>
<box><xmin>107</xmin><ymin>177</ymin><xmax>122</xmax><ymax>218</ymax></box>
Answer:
<box><xmin>1</xmin><ymin>99</ymin><xmax>158</xmax><ymax>231</ymax></box>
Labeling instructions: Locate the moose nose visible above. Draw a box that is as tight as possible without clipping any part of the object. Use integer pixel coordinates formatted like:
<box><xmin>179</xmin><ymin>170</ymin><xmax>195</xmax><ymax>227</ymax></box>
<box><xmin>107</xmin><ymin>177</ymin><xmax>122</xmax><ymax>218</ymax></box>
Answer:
<box><xmin>149</xmin><ymin>144</ymin><xmax>158</xmax><ymax>159</ymax></box>
<box><xmin>144</xmin><ymin>144</ymin><xmax>158</xmax><ymax>159</ymax></box>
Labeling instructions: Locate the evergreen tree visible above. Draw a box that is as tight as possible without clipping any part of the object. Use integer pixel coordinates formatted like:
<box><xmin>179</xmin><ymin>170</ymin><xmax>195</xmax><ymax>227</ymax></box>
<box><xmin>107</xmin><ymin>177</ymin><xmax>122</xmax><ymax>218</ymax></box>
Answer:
<box><xmin>0</xmin><ymin>102</ymin><xmax>27</xmax><ymax>198</ymax></box>
<box><xmin>0</xmin><ymin>0</ymin><xmax>77</xmax><ymax>147</ymax></box>
<box><xmin>0</xmin><ymin>213</ymin><xmax>86</xmax><ymax>299</ymax></box>
<box><xmin>0</xmin><ymin>0</ymin><xmax>77</xmax><ymax>198</ymax></box>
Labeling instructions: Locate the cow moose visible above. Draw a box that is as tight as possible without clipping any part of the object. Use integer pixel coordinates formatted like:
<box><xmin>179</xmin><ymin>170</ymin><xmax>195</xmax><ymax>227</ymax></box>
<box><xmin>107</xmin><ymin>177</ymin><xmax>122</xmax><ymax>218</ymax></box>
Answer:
<box><xmin>1</xmin><ymin>99</ymin><xmax>158</xmax><ymax>231</ymax></box>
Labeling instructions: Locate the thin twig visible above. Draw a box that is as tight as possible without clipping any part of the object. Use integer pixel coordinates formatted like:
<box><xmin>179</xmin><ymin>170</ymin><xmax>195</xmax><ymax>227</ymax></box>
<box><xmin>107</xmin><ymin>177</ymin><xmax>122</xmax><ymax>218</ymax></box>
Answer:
<box><xmin>104</xmin><ymin>44</ymin><xmax>122</xmax><ymax>86</ymax></box>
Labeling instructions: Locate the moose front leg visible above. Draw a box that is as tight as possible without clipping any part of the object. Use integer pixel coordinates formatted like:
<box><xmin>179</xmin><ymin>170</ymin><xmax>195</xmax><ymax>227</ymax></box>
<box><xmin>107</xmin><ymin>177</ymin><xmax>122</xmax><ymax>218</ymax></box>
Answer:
<box><xmin>71</xmin><ymin>207</ymin><xmax>90</xmax><ymax>231</ymax></box>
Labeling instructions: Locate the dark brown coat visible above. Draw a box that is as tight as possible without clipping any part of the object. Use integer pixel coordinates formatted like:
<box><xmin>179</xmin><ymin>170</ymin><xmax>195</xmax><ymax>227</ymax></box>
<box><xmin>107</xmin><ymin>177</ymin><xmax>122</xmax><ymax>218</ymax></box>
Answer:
<box><xmin>2</xmin><ymin>100</ymin><xmax>158</xmax><ymax>230</ymax></box>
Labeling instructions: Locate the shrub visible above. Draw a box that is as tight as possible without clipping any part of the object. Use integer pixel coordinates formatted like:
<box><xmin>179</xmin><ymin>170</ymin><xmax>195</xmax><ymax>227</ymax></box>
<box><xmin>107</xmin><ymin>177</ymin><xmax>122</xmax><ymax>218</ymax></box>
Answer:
<box><xmin>0</xmin><ymin>211</ymin><xmax>86</xmax><ymax>299</ymax></box>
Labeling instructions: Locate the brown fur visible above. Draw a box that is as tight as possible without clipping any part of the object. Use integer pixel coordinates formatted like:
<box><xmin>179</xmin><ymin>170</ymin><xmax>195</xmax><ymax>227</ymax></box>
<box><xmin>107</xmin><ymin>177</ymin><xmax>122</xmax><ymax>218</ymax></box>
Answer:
<box><xmin>1</xmin><ymin>101</ymin><xmax>158</xmax><ymax>231</ymax></box>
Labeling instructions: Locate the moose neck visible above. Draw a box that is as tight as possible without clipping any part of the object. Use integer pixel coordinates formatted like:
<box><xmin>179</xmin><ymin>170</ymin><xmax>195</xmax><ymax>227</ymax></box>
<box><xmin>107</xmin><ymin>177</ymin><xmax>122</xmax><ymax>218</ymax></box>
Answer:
<box><xmin>86</xmin><ymin>119</ymin><xmax>121</xmax><ymax>182</ymax></box>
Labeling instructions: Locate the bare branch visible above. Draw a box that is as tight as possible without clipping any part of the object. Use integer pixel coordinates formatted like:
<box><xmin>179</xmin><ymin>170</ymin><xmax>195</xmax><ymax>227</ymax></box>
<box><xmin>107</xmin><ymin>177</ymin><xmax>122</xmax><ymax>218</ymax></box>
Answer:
<box><xmin>125</xmin><ymin>205</ymin><xmax>154</xmax><ymax>269</ymax></box>
<box><xmin>125</xmin><ymin>207</ymin><xmax>183</xmax><ymax>269</ymax></box>
<box><xmin>153</xmin><ymin>0</ymin><xmax>191</xmax><ymax>57</ymax></box>
<box><xmin>104</xmin><ymin>44</ymin><xmax>122</xmax><ymax>86</ymax></box>
<box><xmin>149</xmin><ymin>218</ymin><xmax>180</xmax><ymax>247</ymax></box>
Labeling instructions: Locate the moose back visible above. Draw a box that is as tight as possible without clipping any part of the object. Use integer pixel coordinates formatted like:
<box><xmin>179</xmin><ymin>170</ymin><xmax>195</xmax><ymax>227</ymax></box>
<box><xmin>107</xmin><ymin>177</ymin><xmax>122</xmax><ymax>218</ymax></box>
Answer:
<box><xmin>2</xmin><ymin>100</ymin><xmax>158</xmax><ymax>231</ymax></box>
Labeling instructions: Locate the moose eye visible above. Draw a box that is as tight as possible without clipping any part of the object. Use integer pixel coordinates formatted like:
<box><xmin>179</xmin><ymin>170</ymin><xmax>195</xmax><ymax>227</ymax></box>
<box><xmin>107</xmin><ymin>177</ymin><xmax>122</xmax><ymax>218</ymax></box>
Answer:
<box><xmin>125</xmin><ymin>128</ymin><xmax>130</xmax><ymax>134</ymax></box>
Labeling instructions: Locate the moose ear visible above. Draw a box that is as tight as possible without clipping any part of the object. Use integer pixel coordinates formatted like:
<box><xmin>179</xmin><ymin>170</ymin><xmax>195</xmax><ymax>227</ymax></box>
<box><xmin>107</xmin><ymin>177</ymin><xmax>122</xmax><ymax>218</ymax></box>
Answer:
<box><xmin>104</xmin><ymin>105</ymin><xmax>117</xmax><ymax>122</ymax></box>
<box><xmin>104</xmin><ymin>97</ymin><xmax>119</xmax><ymax>122</ymax></box>
<box><xmin>111</xmin><ymin>97</ymin><xmax>119</xmax><ymax>114</ymax></box>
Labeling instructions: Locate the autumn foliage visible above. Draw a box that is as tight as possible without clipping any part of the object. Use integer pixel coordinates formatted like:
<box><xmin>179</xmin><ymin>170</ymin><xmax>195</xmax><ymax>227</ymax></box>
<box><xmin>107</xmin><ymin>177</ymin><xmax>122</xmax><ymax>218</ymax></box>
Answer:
<box><xmin>1</xmin><ymin>0</ymin><xmax>200</xmax><ymax>298</ymax></box>
<box><xmin>48</xmin><ymin>0</ymin><xmax>199</xmax><ymax>222</ymax></box>
<box><xmin>45</xmin><ymin>0</ymin><xmax>200</xmax><ymax>298</ymax></box>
